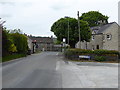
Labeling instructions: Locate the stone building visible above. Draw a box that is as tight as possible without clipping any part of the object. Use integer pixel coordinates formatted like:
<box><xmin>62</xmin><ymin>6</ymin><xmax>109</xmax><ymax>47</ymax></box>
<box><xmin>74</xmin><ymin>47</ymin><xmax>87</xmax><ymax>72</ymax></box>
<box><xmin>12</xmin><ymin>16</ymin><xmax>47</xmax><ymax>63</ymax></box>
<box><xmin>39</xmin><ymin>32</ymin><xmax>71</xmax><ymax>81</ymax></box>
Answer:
<box><xmin>27</xmin><ymin>37</ymin><xmax>33</xmax><ymax>53</ymax></box>
<box><xmin>29</xmin><ymin>36</ymin><xmax>54</xmax><ymax>51</ymax></box>
<box><xmin>76</xmin><ymin>22</ymin><xmax>120</xmax><ymax>52</ymax></box>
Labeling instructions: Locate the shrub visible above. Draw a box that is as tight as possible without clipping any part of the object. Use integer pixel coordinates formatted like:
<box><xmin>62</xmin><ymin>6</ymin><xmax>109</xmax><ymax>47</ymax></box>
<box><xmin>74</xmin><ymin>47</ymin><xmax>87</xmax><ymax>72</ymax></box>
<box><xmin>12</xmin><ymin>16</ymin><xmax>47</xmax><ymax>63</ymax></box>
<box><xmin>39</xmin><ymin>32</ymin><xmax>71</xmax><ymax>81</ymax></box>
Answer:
<box><xmin>93</xmin><ymin>49</ymin><xmax>119</xmax><ymax>55</ymax></box>
<box><xmin>2</xmin><ymin>29</ymin><xmax>16</xmax><ymax>56</ymax></box>
<box><xmin>10</xmin><ymin>32</ymin><xmax>28</xmax><ymax>53</ymax></box>
<box><xmin>94</xmin><ymin>56</ymin><xmax>106</xmax><ymax>62</ymax></box>
<box><xmin>64</xmin><ymin>48</ymin><xmax>119</xmax><ymax>60</ymax></box>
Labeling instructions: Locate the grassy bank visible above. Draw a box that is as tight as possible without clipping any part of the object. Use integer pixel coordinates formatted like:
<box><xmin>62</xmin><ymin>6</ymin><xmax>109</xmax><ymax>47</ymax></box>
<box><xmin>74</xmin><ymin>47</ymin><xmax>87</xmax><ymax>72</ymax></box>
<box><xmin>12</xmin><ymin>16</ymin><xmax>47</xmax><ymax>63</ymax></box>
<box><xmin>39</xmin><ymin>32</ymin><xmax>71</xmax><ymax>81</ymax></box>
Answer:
<box><xmin>68</xmin><ymin>59</ymin><xmax>119</xmax><ymax>63</ymax></box>
<box><xmin>2</xmin><ymin>54</ymin><xmax>26</xmax><ymax>62</ymax></box>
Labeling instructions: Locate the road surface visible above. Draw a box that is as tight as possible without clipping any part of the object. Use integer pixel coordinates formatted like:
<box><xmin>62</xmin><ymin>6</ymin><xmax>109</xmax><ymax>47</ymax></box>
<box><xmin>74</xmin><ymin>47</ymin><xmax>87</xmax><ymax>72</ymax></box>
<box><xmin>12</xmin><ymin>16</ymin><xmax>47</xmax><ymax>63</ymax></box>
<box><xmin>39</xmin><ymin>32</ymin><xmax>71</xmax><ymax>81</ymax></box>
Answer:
<box><xmin>2</xmin><ymin>52</ymin><xmax>118</xmax><ymax>88</ymax></box>
<box><xmin>3</xmin><ymin>52</ymin><xmax>62</xmax><ymax>88</ymax></box>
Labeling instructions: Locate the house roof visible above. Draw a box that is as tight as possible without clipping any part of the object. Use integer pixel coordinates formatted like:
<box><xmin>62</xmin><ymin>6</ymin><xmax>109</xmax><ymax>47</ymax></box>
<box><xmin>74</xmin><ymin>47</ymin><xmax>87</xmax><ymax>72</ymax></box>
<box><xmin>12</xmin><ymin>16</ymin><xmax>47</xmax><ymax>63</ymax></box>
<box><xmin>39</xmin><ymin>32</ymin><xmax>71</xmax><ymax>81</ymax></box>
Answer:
<box><xmin>29</xmin><ymin>36</ymin><xmax>53</xmax><ymax>43</ymax></box>
<box><xmin>91</xmin><ymin>22</ymin><xmax>116</xmax><ymax>34</ymax></box>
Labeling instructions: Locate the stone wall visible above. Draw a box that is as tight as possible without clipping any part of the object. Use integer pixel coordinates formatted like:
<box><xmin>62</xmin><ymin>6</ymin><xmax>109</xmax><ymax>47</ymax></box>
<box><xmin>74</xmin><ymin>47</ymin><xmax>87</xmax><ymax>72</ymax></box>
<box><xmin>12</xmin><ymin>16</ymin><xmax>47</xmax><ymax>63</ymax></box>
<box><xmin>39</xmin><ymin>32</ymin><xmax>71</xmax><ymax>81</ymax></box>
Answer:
<box><xmin>102</xmin><ymin>23</ymin><xmax>119</xmax><ymax>51</ymax></box>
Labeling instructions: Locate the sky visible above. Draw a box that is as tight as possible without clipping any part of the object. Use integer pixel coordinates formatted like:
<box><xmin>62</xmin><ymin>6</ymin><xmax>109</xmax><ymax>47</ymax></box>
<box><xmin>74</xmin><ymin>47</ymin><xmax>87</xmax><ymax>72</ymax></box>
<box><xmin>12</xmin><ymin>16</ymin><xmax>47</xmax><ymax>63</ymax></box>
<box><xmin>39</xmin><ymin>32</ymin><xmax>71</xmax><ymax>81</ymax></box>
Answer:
<box><xmin>0</xmin><ymin>0</ymin><xmax>119</xmax><ymax>37</ymax></box>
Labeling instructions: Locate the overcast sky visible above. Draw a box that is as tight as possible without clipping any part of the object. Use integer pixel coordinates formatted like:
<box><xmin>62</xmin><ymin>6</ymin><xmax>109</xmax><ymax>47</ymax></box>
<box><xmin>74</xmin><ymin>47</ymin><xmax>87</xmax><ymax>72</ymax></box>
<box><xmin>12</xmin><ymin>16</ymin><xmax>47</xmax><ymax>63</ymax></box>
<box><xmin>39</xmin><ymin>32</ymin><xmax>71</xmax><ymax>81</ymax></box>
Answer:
<box><xmin>0</xmin><ymin>0</ymin><xmax>119</xmax><ymax>37</ymax></box>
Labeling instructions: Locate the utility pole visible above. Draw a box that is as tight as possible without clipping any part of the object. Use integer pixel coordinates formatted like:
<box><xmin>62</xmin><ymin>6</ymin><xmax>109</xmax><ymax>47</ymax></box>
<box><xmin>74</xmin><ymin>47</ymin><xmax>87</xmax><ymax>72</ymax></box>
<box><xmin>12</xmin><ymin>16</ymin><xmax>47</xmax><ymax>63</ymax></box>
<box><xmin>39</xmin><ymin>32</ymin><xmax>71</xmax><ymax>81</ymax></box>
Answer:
<box><xmin>77</xmin><ymin>11</ymin><xmax>81</xmax><ymax>48</ymax></box>
<box><xmin>68</xmin><ymin>18</ymin><xmax>69</xmax><ymax>45</ymax></box>
<box><xmin>65</xmin><ymin>16</ymin><xmax>70</xmax><ymax>45</ymax></box>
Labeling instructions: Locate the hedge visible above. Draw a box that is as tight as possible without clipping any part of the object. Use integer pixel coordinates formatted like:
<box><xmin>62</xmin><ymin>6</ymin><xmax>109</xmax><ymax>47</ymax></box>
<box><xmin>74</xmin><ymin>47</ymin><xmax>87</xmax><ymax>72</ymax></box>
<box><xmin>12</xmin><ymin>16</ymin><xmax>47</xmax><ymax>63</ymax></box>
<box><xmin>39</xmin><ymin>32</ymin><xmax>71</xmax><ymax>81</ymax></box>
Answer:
<box><xmin>65</xmin><ymin>49</ymin><xmax>119</xmax><ymax>55</ymax></box>
<box><xmin>64</xmin><ymin>48</ymin><xmax>119</xmax><ymax>60</ymax></box>
<box><xmin>94</xmin><ymin>56</ymin><xmax>106</xmax><ymax>62</ymax></box>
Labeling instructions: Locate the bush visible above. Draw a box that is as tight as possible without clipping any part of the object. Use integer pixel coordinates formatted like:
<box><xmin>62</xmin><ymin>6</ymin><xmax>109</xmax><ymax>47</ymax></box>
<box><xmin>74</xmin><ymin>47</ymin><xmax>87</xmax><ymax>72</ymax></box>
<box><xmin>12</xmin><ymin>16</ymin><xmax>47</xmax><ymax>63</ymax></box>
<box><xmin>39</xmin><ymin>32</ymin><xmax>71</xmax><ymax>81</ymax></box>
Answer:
<box><xmin>94</xmin><ymin>56</ymin><xmax>106</xmax><ymax>62</ymax></box>
<box><xmin>3</xmin><ymin>29</ymin><xmax>28</xmax><ymax>56</ymax></box>
<box><xmin>65</xmin><ymin>49</ymin><xmax>119</xmax><ymax>56</ymax></box>
<box><xmin>64</xmin><ymin>48</ymin><xmax>119</xmax><ymax>60</ymax></box>
<box><xmin>64</xmin><ymin>49</ymin><xmax>92</xmax><ymax>59</ymax></box>
<box><xmin>93</xmin><ymin>49</ymin><xmax>119</xmax><ymax>55</ymax></box>
<box><xmin>2</xmin><ymin>29</ymin><xmax>17</xmax><ymax>56</ymax></box>
<box><xmin>10</xmin><ymin>31</ymin><xmax>28</xmax><ymax>53</ymax></box>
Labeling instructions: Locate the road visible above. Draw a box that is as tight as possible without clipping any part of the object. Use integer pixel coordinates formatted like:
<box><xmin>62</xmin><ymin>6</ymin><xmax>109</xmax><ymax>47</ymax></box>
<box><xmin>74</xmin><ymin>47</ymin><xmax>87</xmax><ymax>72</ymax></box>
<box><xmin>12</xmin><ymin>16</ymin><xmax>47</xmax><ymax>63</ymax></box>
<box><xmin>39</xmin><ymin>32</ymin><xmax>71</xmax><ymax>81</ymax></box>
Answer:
<box><xmin>3</xmin><ymin>52</ymin><xmax>62</xmax><ymax>88</ymax></box>
<box><xmin>2</xmin><ymin>52</ymin><xmax>118</xmax><ymax>88</ymax></box>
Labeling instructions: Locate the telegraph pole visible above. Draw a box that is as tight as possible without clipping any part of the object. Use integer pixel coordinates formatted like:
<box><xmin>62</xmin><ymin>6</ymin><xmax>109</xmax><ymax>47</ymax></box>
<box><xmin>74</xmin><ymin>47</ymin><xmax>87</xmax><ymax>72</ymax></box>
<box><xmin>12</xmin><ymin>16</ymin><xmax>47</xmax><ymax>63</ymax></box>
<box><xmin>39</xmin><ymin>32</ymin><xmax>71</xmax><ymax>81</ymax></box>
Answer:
<box><xmin>68</xmin><ymin>18</ymin><xmax>69</xmax><ymax>45</ymax></box>
<box><xmin>65</xmin><ymin>16</ymin><xmax>70</xmax><ymax>45</ymax></box>
<box><xmin>77</xmin><ymin>11</ymin><xmax>81</xmax><ymax>48</ymax></box>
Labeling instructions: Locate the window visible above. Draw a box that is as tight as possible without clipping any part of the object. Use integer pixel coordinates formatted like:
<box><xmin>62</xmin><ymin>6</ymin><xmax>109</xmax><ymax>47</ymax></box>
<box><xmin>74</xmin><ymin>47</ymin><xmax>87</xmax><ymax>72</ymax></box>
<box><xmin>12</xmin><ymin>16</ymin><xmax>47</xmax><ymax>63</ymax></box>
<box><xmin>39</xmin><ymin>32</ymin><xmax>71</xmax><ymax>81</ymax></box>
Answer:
<box><xmin>96</xmin><ymin>45</ymin><xmax>99</xmax><ymax>49</ymax></box>
<box><xmin>106</xmin><ymin>34</ymin><xmax>112</xmax><ymax>40</ymax></box>
<box><xmin>107</xmin><ymin>35</ymin><xmax>110</xmax><ymax>39</ymax></box>
<box><xmin>92</xmin><ymin>35</ymin><xmax>95</xmax><ymax>40</ymax></box>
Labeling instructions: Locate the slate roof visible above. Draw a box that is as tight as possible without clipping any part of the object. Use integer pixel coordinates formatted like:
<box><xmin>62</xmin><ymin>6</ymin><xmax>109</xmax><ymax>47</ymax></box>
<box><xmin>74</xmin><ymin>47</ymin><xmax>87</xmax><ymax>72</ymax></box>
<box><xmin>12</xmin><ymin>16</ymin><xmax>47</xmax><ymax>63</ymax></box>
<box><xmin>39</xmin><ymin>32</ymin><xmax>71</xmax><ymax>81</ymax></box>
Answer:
<box><xmin>91</xmin><ymin>22</ymin><xmax>116</xmax><ymax>34</ymax></box>
<box><xmin>29</xmin><ymin>36</ymin><xmax>53</xmax><ymax>43</ymax></box>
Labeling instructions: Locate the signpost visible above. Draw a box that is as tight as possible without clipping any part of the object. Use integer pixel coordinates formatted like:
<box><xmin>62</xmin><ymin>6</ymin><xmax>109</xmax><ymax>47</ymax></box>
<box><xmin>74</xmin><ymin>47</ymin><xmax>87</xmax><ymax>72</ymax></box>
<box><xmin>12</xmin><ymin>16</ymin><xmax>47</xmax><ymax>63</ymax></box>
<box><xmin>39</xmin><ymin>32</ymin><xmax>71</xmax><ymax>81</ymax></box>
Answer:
<box><xmin>62</xmin><ymin>38</ymin><xmax>66</xmax><ymax>52</ymax></box>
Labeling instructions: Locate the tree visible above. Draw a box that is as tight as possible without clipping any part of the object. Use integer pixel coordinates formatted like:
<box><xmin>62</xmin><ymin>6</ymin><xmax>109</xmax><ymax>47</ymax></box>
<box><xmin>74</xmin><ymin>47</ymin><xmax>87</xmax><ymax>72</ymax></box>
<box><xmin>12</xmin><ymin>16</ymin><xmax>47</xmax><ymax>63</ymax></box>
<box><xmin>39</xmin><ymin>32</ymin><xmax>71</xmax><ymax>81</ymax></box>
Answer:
<box><xmin>80</xmin><ymin>11</ymin><xmax>109</xmax><ymax>27</ymax></box>
<box><xmin>51</xmin><ymin>17</ymin><xmax>91</xmax><ymax>48</ymax></box>
<box><xmin>2</xmin><ymin>28</ymin><xmax>17</xmax><ymax>56</ymax></box>
<box><xmin>10</xmin><ymin>29</ymin><xmax>28</xmax><ymax>54</ymax></box>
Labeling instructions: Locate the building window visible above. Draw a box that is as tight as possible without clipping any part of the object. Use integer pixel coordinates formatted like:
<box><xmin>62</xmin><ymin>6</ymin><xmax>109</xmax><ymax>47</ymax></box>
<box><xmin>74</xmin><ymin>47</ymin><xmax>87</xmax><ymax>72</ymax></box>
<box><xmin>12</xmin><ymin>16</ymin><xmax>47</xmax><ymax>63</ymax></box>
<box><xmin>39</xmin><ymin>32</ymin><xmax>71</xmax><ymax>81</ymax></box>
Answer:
<box><xmin>106</xmin><ymin>34</ymin><xmax>112</xmax><ymax>40</ymax></box>
<box><xmin>92</xmin><ymin>35</ymin><xmax>95</xmax><ymax>40</ymax></box>
<box><xmin>96</xmin><ymin>45</ymin><xmax>99</xmax><ymax>49</ymax></box>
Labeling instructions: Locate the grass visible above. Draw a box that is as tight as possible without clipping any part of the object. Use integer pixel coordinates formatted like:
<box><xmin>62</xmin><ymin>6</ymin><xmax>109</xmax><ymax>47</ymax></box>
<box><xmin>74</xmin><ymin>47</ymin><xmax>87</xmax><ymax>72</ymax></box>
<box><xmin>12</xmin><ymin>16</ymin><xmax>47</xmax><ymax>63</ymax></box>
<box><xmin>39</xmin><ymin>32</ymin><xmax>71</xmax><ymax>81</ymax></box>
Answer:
<box><xmin>2</xmin><ymin>54</ymin><xmax>26</xmax><ymax>62</ymax></box>
<box><xmin>68</xmin><ymin>59</ymin><xmax>119</xmax><ymax>63</ymax></box>
<box><xmin>35</xmin><ymin>50</ymin><xmax>41</xmax><ymax>54</ymax></box>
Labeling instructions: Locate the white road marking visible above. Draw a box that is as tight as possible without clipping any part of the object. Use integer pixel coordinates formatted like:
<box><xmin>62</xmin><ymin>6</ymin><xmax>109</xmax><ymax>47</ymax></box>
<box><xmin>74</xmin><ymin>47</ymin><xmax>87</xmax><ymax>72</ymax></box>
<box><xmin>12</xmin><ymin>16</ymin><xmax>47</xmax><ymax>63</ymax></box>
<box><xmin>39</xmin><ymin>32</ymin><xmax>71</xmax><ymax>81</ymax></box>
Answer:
<box><xmin>56</xmin><ymin>61</ymin><xmax>60</xmax><ymax>71</ymax></box>
<box><xmin>56</xmin><ymin>53</ymin><xmax>59</xmax><ymax>56</ymax></box>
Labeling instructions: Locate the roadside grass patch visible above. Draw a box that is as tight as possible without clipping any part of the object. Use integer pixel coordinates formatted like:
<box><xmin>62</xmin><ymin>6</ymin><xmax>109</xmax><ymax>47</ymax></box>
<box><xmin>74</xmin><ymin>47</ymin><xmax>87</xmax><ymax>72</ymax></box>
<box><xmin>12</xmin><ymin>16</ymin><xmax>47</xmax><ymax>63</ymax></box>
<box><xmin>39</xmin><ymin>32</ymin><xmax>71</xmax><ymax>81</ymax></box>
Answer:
<box><xmin>2</xmin><ymin>54</ymin><xmax>26</xmax><ymax>62</ymax></box>
<box><xmin>35</xmin><ymin>50</ymin><xmax>41</xmax><ymax>54</ymax></box>
<box><xmin>68</xmin><ymin>59</ymin><xmax>118</xmax><ymax>63</ymax></box>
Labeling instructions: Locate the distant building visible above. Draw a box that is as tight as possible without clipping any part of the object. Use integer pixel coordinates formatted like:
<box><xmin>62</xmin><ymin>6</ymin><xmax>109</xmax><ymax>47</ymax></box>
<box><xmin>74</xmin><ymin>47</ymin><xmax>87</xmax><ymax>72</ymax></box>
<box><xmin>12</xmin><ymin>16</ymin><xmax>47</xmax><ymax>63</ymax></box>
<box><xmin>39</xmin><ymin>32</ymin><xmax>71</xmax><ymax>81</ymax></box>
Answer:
<box><xmin>76</xmin><ymin>22</ymin><xmax>120</xmax><ymax>52</ymax></box>
<box><xmin>29</xmin><ymin>36</ymin><xmax>54</xmax><ymax>51</ymax></box>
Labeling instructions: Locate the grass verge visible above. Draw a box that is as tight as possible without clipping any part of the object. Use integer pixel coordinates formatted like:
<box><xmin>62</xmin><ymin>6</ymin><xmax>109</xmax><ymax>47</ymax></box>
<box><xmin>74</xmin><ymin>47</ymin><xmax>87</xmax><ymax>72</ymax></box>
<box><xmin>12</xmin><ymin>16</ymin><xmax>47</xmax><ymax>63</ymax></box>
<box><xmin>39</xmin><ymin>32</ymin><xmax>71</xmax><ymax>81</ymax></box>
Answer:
<box><xmin>68</xmin><ymin>59</ymin><xmax>119</xmax><ymax>63</ymax></box>
<box><xmin>35</xmin><ymin>51</ymin><xmax>41</xmax><ymax>54</ymax></box>
<box><xmin>2</xmin><ymin>54</ymin><xmax>26</xmax><ymax>62</ymax></box>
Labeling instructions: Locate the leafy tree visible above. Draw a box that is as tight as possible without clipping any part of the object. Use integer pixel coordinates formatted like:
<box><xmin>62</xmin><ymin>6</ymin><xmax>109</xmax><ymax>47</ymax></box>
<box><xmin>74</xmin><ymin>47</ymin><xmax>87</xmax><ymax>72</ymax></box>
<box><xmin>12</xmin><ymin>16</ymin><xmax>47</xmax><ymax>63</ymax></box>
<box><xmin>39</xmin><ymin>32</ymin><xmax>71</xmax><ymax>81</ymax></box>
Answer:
<box><xmin>9</xmin><ymin>44</ymin><xmax>17</xmax><ymax>52</ymax></box>
<box><xmin>10</xmin><ymin>29</ymin><xmax>28</xmax><ymax>53</ymax></box>
<box><xmin>51</xmin><ymin>17</ymin><xmax>91</xmax><ymax>48</ymax></box>
<box><xmin>80</xmin><ymin>11</ymin><xmax>109</xmax><ymax>27</ymax></box>
<box><xmin>2</xmin><ymin>29</ymin><xmax>17</xmax><ymax>56</ymax></box>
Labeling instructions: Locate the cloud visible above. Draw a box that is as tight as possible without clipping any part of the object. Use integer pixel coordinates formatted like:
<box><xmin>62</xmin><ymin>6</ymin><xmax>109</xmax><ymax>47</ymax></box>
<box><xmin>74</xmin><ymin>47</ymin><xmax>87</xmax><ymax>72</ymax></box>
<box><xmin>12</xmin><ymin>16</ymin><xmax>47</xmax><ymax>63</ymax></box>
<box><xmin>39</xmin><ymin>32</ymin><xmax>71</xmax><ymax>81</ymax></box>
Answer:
<box><xmin>51</xmin><ymin>4</ymin><xmax>69</xmax><ymax>10</ymax></box>
<box><xmin>50</xmin><ymin>2</ymin><xmax>70</xmax><ymax>10</ymax></box>
<box><xmin>0</xmin><ymin>0</ymin><xmax>119</xmax><ymax>37</ymax></box>
<box><xmin>0</xmin><ymin>2</ymin><xmax>15</xmax><ymax>5</ymax></box>
<box><xmin>0</xmin><ymin>14</ymin><xmax>12</xmax><ymax>18</ymax></box>
<box><xmin>50</xmin><ymin>0</ymin><xmax>76</xmax><ymax>10</ymax></box>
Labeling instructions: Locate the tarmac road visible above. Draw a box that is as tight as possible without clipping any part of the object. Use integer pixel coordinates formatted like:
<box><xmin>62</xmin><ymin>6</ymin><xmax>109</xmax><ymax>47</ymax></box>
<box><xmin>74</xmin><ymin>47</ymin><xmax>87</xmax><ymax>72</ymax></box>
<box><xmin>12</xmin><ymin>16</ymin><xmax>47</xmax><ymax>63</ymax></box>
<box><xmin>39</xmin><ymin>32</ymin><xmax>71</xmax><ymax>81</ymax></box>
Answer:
<box><xmin>2</xmin><ymin>52</ymin><xmax>62</xmax><ymax>88</ymax></box>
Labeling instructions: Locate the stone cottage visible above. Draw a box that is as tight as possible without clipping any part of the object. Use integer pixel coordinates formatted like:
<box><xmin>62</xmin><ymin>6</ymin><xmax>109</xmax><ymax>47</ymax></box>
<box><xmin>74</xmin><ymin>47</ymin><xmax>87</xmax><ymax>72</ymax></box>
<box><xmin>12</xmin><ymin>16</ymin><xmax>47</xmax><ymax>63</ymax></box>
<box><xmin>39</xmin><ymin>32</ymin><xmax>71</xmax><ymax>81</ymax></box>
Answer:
<box><xmin>76</xmin><ymin>22</ymin><xmax>120</xmax><ymax>52</ymax></box>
